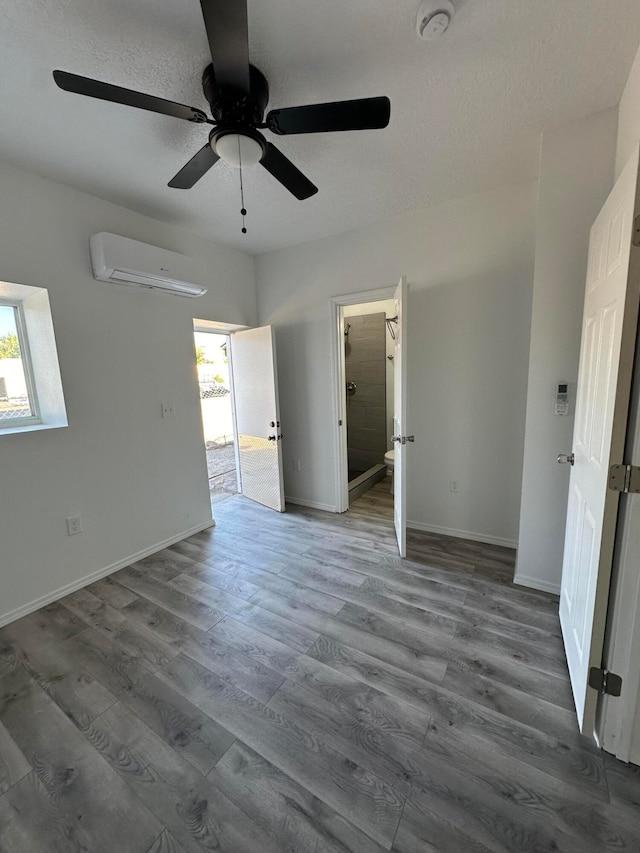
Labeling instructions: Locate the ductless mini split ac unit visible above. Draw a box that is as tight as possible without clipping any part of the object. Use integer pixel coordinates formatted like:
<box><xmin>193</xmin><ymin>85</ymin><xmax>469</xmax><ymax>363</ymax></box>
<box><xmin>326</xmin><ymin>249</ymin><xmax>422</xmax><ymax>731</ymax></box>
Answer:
<box><xmin>89</xmin><ymin>232</ymin><xmax>207</xmax><ymax>298</ymax></box>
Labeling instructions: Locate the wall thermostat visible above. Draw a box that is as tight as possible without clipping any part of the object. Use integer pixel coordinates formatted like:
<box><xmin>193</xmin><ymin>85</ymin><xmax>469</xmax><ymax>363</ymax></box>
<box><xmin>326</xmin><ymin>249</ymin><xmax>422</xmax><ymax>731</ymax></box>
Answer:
<box><xmin>555</xmin><ymin>382</ymin><xmax>569</xmax><ymax>416</ymax></box>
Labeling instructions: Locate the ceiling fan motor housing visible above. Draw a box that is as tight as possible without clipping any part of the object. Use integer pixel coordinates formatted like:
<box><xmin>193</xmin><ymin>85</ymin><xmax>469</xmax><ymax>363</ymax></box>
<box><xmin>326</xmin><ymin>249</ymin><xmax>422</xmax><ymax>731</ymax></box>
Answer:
<box><xmin>202</xmin><ymin>63</ymin><xmax>269</xmax><ymax>129</ymax></box>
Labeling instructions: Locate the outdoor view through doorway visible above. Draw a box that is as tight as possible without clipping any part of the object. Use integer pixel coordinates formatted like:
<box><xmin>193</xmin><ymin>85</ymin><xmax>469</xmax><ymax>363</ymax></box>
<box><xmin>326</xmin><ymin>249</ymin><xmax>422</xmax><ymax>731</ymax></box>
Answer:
<box><xmin>194</xmin><ymin>330</ymin><xmax>239</xmax><ymax>505</ymax></box>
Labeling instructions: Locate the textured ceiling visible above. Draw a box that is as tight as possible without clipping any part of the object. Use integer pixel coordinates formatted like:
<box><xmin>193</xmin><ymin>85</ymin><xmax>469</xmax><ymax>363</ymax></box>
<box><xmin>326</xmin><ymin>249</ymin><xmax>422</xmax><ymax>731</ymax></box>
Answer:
<box><xmin>2</xmin><ymin>0</ymin><xmax>640</xmax><ymax>254</ymax></box>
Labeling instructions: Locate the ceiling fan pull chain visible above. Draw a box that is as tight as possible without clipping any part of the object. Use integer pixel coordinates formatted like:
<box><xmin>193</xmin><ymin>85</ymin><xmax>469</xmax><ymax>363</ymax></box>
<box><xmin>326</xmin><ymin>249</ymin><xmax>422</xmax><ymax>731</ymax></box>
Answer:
<box><xmin>237</xmin><ymin>136</ymin><xmax>248</xmax><ymax>234</ymax></box>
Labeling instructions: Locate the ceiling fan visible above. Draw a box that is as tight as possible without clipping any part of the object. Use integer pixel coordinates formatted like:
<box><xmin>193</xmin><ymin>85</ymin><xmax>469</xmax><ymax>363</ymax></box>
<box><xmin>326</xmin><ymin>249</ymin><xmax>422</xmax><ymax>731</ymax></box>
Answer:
<box><xmin>52</xmin><ymin>0</ymin><xmax>391</xmax><ymax>205</ymax></box>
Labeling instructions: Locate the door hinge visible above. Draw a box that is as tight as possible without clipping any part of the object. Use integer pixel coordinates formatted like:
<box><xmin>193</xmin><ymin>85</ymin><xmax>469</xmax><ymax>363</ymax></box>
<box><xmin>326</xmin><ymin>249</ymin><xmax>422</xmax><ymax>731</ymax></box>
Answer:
<box><xmin>589</xmin><ymin>667</ymin><xmax>622</xmax><ymax>697</ymax></box>
<box><xmin>634</xmin><ymin>215</ymin><xmax>640</xmax><ymax>247</ymax></box>
<box><xmin>608</xmin><ymin>464</ymin><xmax>640</xmax><ymax>493</ymax></box>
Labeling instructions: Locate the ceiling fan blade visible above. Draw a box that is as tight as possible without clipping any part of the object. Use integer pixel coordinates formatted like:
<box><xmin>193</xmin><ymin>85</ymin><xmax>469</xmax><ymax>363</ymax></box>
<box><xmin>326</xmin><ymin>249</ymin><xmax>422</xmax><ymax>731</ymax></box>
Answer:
<box><xmin>53</xmin><ymin>70</ymin><xmax>209</xmax><ymax>123</ymax></box>
<box><xmin>168</xmin><ymin>144</ymin><xmax>220</xmax><ymax>189</ymax></box>
<box><xmin>260</xmin><ymin>143</ymin><xmax>318</xmax><ymax>201</ymax></box>
<box><xmin>199</xmin><ymin>0</ymin><xmax>251</xmax><ymax>95</ymax></box>
<box><xmin>266</xmin><ymin>96</ymin><xmax>391</xmax><ymax>135</ymax></box>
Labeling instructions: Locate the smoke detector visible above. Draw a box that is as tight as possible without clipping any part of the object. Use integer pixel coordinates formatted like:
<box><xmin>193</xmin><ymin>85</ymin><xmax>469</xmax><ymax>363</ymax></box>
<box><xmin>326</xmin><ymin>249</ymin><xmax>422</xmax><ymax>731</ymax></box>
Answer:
<box><xmin>416</xmin><ymin>0</ymin><xmax>455</xmax><ymax>40</ymax></box>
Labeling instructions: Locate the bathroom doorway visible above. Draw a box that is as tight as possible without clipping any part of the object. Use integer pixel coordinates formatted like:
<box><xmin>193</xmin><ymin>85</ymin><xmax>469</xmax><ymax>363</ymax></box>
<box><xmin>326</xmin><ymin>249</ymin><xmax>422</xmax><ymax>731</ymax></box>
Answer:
<box><xmin>343</xmin><ymin>299</ymin><xmax>397</xmax><ymax>501</ymax></box>
<box><xmin>330</xmin><ymin>284</ymin><xmax>407</xmax><ymax>522</ymax></box>
<box><xmin>331</xmin><ymin>280</ymin><xmax>409</xmax><ymax>554</ymax></box>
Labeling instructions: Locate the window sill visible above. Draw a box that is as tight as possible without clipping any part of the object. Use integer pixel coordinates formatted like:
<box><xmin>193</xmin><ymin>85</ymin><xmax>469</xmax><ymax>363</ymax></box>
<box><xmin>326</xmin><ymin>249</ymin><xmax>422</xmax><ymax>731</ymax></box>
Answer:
<box><xmin>0</xmin><ymin>420</ymin><xmax>67</xmax><ymax>437</ymax></box>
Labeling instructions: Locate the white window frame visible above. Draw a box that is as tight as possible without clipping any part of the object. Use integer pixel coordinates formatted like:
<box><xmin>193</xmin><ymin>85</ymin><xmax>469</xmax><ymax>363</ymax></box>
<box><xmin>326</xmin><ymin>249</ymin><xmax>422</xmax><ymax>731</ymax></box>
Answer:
<box><xmin>0</xmin><ymin>297</ymin><xmax>41</xmax><ymax>429</ymax></box>
<box><xmin>0</xmin><ymin>280</ymin><xmax>68</xmax><ymax>437</ymax></box>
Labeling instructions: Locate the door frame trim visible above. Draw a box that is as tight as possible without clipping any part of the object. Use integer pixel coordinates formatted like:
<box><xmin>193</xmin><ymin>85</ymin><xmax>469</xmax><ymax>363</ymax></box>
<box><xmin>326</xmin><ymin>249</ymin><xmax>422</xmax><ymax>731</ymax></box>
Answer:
<box><xmin>224</xmin><ymin>334</ymin><xmax>242</xmax><ymax>494</ymax></box>
<box><xmin>329</xmin><ymin>287</ymin><xmax>397</xmax><ymax>513</ymax></box>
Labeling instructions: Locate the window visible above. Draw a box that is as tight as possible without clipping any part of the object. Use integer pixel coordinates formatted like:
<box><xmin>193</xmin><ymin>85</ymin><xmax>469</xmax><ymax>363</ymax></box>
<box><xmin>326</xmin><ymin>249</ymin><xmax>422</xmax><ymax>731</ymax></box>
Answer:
<box><xmin>0</xmin><ymin>281</ymin><xmax>68</xmax><ymax>436</ymax></box>
<box><xmin>0</xmin><ymin>299</ymin><xmax>40</xmax><ymax>427</ymax></box>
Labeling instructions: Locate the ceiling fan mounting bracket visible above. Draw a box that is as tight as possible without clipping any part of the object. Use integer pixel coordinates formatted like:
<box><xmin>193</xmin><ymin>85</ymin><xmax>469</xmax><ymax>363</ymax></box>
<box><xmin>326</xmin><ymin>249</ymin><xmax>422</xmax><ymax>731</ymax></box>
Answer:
<box><xmin>202</xmin><ymin>63</ymin><xmax>269</xmax><ymax>129</ymax></box>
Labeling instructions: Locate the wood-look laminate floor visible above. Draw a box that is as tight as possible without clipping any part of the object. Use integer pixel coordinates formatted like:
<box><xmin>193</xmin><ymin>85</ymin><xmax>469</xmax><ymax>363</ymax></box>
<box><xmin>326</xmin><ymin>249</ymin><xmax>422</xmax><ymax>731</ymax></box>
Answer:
<box><xmin>1</xmin><ymin>480</ymin><xmax>639</xmax><ymax>852</ymax></box>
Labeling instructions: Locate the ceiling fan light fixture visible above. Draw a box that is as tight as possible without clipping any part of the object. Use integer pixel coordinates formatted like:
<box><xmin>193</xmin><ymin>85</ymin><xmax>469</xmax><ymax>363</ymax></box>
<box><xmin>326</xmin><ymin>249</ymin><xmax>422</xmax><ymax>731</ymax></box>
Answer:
<box><xmin>213</xmin><ymin>132</ymin><xmax>263</xmax><ymax>168</ymax></box>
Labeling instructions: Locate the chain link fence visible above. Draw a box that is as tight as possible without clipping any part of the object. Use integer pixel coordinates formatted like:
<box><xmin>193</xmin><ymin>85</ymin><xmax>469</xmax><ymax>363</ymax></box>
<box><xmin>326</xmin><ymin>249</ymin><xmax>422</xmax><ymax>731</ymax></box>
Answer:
<box><xmin>0</xmin><ymin>399</ymin><xmax>31</xmax><ymax>420</ymax></box>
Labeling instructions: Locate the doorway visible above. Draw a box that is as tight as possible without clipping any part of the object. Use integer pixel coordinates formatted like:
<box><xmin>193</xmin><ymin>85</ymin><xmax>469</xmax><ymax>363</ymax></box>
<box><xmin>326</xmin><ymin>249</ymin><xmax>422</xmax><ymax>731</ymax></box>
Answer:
<box><xmin>330</xmin><ymin>279</ymin><xmax>409</xmax><ymax>555</ymax></box>
<box><xmin>193</xmin><ymin>329</ymin><xmax>240</xmax><ymax>506</ymax></box>
<box><xmin>343</xmin><ymin>299</ymin><xmax>396</xmax><ymax>501</ymax></box>
<box><xmin>193</xmin><ymin>320</ymin><xmax>286</xmax><ymax>515</ymax></box>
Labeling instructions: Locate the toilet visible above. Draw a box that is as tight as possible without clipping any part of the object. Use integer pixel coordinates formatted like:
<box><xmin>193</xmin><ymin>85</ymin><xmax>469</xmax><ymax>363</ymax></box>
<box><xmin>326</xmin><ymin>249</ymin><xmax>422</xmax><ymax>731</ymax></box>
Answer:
<box><xmin>384</xmin><ymin>449</ymin><xmax>395</xmax><ymax>494</ymax></box>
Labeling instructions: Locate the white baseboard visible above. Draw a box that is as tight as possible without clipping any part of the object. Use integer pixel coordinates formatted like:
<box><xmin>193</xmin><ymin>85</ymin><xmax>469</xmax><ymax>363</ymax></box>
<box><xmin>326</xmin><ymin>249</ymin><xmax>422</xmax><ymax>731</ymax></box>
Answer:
<box><xmin>286</xmin><ymin>496</ymin><xmax>338</xmax><ymax>513</ymax></box>
<box><xmin>0</xmin><ymin>519</ymin><xmax>215</xmax><ymax>629</ymax></box>
<box><xmin>406</xmin><ymin>519</ymin><xmax>517</xmax><ymax>550</ymax></box>
<box><xmin>513</xmin><ymin>573</ymin><xmax>561</xmax><ymax>596</ymax></box>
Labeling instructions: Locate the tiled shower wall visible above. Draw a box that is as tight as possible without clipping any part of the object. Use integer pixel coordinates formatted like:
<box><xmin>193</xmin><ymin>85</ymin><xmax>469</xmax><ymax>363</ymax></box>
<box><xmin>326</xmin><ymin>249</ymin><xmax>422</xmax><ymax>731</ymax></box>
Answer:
<box><xmin>345</xmin><ymin>313</ymin><xmax>387</xmax><ymax>478</ymax></box>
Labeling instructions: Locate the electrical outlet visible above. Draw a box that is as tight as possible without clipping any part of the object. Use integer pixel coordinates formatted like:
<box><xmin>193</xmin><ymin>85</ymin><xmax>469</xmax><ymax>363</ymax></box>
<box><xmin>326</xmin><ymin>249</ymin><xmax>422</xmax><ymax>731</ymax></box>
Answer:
<box><xmin>292</xmin><ymin>459</ymin><xmax>301</xmax><ymax>472</ymax></box>
<box><xmin>161</xmin><ymin>402</ymin><xmax>175</xmax><ymax>418</ymax></box>
<box><xmin>449</xmin><ymin>479</ymin><xmax>460</xmax><ymax>494</ymax></box>
<box><xmin>66</xmin><ymin>515</ymin><xmax>83</xmax><ymax>536</ymax></box>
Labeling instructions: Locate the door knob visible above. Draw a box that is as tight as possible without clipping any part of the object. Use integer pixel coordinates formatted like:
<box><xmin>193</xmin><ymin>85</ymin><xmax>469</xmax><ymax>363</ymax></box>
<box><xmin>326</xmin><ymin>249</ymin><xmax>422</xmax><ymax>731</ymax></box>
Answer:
<box><xmin>558</xmin><ymin>453</ymin><xmax>575</xmax><ymax>465</ymax></box>
<box><xmin>268</xmin><ymin>435</ymin><xmax>276</xmax><ymax>442</ymax></box>
<box><xmin>392</xmin><ymin>435</ymin><xmax>415</xmax><ymax>444</ymax></box>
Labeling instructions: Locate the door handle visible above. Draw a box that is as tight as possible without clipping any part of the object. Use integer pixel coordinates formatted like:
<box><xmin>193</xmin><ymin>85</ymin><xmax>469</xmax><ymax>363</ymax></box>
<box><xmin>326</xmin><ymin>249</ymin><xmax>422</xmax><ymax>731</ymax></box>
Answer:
<box><xmin>268</xmin><ymin>435</ymin><xmax>276</xmax><ymax>441</ymax></box>
<box><xmin>392</xmin><ymin>435</ymin><xmax>415</xmax><ymax>445</ymax></box>
<box><xmin>392</xmin><ymin>435</ymin><xmax>401</xmax><ymax>443</ymax></box>
<box><xmin>558</xmin><ymin>453</ymin><xmax>575</xmax><ymax>465</ymax></box>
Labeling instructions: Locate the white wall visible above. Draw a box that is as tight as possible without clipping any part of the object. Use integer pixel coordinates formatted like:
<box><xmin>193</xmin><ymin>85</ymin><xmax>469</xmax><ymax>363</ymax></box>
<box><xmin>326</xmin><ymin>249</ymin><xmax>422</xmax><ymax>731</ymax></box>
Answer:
<box><xmin>256</xmin><ymin>183</ymin><xmax>536</xmax><ymax>546</ymax></box>
<box><xmin>616</xmin><ymin>44</ymin><xmax>640</xmax><ymax>179</ymax></box>
<box><xmin>516</xmin><ymin>109</ymin><xmax>617</xmax><ymax>594</ymax></box>
<box><xmin>343</xmin><ymin>300</ymin><xmax>396</xmax><ymax>318</ymax></box>
<box><xmin>0</xmin><ymin>162</ymin><xmax>256</xmax><ymax>625</ymax></box>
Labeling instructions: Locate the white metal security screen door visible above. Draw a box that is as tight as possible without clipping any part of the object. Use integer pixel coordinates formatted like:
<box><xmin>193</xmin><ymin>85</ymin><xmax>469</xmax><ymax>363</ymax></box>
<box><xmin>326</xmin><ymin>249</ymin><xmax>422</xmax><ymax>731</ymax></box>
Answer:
<box><xmin>393</xmin><ymin>277</ymin><xmax>408</xmax><ymax>557</ymax></box>
<box><xmin>559</xmin><ymin>146</ymin><xmax>640</xmax><ymax>735</ymax></box>
<box><xmin>230</xmin><ymin>325</ymin><xmax>285</xmax><ymax>512</ymax></box>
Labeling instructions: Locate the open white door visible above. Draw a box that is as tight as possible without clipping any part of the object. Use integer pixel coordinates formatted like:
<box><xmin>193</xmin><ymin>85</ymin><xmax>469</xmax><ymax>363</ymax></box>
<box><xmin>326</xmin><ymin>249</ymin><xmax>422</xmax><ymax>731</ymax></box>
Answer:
<box><xmin>559</xmin><ymin>146</ymin><xmax>640</xmax><ymax>735</ymax></box>
<box><xmin>229</xmin><ymin>325</ymin><xmax>285</xmax><ymax>512</ymax></box>
<box><xmin>600</xmin><ymin>354</ymin><xmax>640</xmax><ymax>762</ymax></box>
<box><xmin>393</xmin><ymin>277</ymin><xmax>409</xmax><ymax>557</ymax></box>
